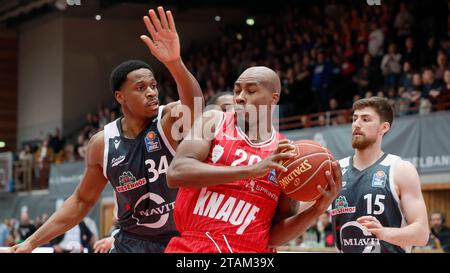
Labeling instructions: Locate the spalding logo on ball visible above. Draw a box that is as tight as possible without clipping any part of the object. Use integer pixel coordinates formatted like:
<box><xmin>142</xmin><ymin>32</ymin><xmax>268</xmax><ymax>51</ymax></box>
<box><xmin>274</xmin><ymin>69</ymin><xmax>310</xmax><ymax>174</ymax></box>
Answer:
<box><xmin>277</xmin><ymin>139</ymin><xmax>335</xmax><ymax>202</ymax></box>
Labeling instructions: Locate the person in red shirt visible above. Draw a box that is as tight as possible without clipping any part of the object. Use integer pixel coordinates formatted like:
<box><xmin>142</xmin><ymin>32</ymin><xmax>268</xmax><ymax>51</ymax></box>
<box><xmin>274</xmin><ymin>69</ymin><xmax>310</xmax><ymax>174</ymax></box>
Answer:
<box><xmin>165</xmin><ymin>66</ymin><xmax>342</xmax><ymax>253</ymax></box>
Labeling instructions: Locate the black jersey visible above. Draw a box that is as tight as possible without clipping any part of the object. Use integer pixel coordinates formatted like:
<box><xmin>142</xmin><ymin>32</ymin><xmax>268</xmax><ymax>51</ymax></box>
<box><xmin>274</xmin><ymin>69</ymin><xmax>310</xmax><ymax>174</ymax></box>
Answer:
<box><xmin>331</xmin><ymin>153</ymin><xmax>409</xmax><ymax>253</ymax></box>
<box><xmin>103</xmin><ymin>106</ymin><xmax>178</xmax><ymax>241</ymax></box>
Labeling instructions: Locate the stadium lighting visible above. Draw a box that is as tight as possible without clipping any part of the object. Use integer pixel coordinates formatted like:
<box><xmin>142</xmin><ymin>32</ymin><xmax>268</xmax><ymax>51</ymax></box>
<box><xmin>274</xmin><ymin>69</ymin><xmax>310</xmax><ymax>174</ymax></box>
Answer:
<box><xmin>0</xmin><ymin>141</ymin><xmax>5</xmax><ymax>148</ymax></box>
<box><xmin>214</xmin><ymin>15</ymin><xmax>221</xmax><ymax>22</ymax></box>
<box><xmin>95</xmin><ymin>14</ymin><xmax>102</xmax><ymax>21</ymax></box>
<box><xmin>246</xmin><ymin>18</ymin><xmax>255</xmax><ymax>26</ymax></box>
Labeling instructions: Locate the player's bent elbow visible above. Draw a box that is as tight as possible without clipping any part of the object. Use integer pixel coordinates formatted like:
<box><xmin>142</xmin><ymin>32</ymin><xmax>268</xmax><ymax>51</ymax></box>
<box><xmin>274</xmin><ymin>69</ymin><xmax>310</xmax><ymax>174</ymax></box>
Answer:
<box><xmin>417</xmin><ymin>229</ymin><xmax>430</xmax><ymax>246</ymax></box>
<box><xmin>166</xmin><ymin>171</ymin><xmax>178</xmax><ymax>189</ymax></box>
<box><xmin>167</xmin><ymin>164</ymin><xmax>183</xmax><ymax>188</ymax></box>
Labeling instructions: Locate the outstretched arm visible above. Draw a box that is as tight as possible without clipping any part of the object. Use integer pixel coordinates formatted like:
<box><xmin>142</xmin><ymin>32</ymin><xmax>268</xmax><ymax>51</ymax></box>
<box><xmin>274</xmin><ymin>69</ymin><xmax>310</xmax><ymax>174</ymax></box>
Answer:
<box><xmin>140</xmin><ymin>7</ymin><xmax>203</xmax><ymax>122</ymax></box>
<box><xmin>269</xmin><ymin>162</ymin><xmax>342</xmax><ymax>246</ymax></box>
<box><xmin>357</xmin><ymin>160</ymin><xmax>429</xmax><ymax>248</ymax></box>
<box><xmin>10</xmin><ymin>132</ymin><xmax>108</xmax><ymax>252</ymax></box>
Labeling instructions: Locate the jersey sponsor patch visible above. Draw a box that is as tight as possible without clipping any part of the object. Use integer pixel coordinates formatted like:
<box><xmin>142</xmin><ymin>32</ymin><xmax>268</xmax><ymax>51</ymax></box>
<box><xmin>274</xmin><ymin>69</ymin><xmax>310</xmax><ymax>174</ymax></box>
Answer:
<box><xmin>245</xmin><ymin>179</ymin><xmax>256</xmax><ymax>191</ymax></box>
<box><xmin>111</xmin><ymin>155</ymin><xmax>126</xmax><ymax>167</ymax></box>
<box><xmin>132</xmin><ymin>192</ymin><xmax>175</xmax><ymax>229</ymax></box>
<box><xmin>245</xmin><ymin>179</ymin><xmax>279</xmax><ymax>201</ymax></box>
<box><xmin>193</xmin><ymin>188</ymin><xmax>260</xmax><ymax>234</ymax></box>
<box><xmin>116</xmin><ymin>171</ymin><xmax>147</xmax><ymax>193</ymax></box>
<box><xmin>371</xmin><ymin>170</ymin><xmax>386</xmax><ymax>188</ymax></box>
<box><xmin>331</xmin><ymin>196</ymin><xmax>356</xmax><ymax>216</ymax></box>
<box><xmin>340</xmin><ymin>221</ymin><xmax>381</xmax><ymax>253</ymax></box>
<box><xmin>144</xmin><ymin>130</ymin><xmax>162</xmax><ymax>153</ymax></box>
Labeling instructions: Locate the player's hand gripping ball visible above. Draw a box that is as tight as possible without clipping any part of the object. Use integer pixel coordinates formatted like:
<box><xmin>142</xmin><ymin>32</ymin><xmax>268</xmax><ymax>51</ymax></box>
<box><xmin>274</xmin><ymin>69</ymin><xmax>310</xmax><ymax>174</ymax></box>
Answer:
<box><xmin>277</xmin><ymin>140</ymin><xmax>335</xmax><ymax>201</ymax></box>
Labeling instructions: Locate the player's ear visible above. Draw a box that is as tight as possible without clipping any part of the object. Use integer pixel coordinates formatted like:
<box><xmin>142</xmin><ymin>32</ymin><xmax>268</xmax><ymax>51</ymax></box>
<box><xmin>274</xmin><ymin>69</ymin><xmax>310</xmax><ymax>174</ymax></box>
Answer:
<box><xmin>114</xmin><ymin>90</ymin><xmax>124</xmax><ymax>105</ymax></box>
<box><xmin>272</xmin><ymin>91</ymin><xmax>280</xmax><ymax>105</ymax></box>
<box><xmin>381</xmin><ymin>121</ymin><xmax>390</xmax><ymax>135</ymax></box>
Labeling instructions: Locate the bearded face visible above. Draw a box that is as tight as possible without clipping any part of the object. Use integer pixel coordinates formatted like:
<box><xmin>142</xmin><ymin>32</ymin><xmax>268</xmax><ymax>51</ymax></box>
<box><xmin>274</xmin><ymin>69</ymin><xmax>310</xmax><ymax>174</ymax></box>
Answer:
<box><xmin>352</xmin><ymin>108</ymin><xmax>386</xmax><ymax>150</ymax></box>
<box><xmin>352</xmin><ymin>130</ymin><xmax>377</xmax><ymax>149</ymax></box>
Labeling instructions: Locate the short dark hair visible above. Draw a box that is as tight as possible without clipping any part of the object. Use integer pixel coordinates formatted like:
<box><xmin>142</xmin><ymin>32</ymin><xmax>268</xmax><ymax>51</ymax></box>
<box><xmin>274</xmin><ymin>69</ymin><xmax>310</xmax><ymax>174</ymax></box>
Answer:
<box><xmin>353</xmin><ymin>96</ymin><xmax>394</xmax><ymax>126</ymax></box>
<box><xmin>206</xmin><ymin>91</ymin><xmax>233</xmax><ymax>106</ymax></box>
<box><xmin>110</xmin><ymin>60</ymin><xmax>152</xmax><ymax>93</ymax></box>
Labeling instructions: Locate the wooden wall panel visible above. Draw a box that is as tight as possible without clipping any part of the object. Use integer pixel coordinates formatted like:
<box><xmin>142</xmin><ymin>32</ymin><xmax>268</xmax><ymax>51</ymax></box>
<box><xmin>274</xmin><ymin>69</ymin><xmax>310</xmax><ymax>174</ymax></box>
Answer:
<box><xmin>422</xmin><ymin>189</ymin><xmax>450</xmax><ymax>225</ymax></box>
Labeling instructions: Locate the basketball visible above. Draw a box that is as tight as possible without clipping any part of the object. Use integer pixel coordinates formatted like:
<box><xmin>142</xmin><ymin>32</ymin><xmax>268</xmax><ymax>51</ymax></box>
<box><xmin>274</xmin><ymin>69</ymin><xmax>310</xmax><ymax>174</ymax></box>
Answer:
<box><xmin>277</xmin><ymin>140</ymin><xmax>335</xmax><ymax>202</ymax></box>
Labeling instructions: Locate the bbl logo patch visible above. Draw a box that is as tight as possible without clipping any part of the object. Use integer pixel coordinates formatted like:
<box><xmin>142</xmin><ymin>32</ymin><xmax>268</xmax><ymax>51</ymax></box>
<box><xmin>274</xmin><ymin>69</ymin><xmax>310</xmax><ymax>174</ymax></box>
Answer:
<box><xmin>372</xmin><ymin>170</ymin><xmax>386</xmax><ymax>188</ymax></box>
<box><xmin>144</xmin><ymin>130</ymin><xmax>161</xmax><ymax>153</ymax></box>
<box><xmin>268</xmin><ymin>169</ymin><xmax>277</xmax><ymax>184</ymax></box>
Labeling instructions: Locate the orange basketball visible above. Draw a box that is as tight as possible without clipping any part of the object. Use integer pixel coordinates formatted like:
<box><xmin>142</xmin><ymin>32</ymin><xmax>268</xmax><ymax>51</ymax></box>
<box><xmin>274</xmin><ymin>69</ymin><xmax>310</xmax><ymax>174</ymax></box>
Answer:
<box><xmin>277</xmin><ymin>140</ymin><xmax>335</xmax><ymax>202</ymax></box>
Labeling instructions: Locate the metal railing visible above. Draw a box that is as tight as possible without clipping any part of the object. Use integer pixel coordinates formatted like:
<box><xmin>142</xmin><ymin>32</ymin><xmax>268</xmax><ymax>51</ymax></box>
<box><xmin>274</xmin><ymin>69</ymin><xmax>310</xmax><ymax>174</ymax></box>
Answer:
<box><xmin>277</xmin><ymin>95</ymin><xmax>450</xmax><ymax>131</ymax></box>
<box><xmin>12</xmin><ymin>158</ymin><xmax>33</xmax><ymax>192</ymax></box>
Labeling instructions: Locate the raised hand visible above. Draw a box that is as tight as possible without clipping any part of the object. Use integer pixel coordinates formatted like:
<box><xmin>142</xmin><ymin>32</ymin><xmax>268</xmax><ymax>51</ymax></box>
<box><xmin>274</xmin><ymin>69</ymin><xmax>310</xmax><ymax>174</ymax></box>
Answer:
<box><xmin>140</xmin><ymin>6</ymin><xmax>180</xmax><ymax>64</ymax></box>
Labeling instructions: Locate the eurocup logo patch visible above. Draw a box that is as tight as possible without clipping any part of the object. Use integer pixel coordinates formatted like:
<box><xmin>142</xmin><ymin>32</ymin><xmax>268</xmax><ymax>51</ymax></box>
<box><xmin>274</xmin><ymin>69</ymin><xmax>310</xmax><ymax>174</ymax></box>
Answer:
<box><xmin>144</xmin><ymin>130</ymin><xmax>161</xmax><ymax>153</ymax></box>
<box><xmin>372</xmin><ymin>171</ymin><xmax>386</xmax><ymax>188</ymax></box>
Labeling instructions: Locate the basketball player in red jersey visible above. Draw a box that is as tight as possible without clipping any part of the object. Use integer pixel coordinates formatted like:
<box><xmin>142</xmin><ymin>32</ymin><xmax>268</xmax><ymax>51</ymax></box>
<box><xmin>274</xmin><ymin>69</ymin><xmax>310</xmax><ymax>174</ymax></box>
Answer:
<box><xmin>165</xmin><ymin>66</ymin><xmax>342</xmax><ymax>253</ymax></box>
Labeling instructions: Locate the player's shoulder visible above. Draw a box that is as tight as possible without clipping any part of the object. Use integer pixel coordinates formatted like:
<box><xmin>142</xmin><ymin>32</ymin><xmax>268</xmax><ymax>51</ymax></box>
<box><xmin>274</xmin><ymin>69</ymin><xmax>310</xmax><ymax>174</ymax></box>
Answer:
<box><xmin>159</xmin><ymin>102</ymin><xmax>177</xmax><ymax>123</ymax></box>
<box><xmin>393</xmin><ymin>157</ymin><xmax>416</xmax><ymax>172</ymax></box>
<box><xmin>162</xmin><ymin>101</ymin><xmax>180</xmax><ymax>115</ymax></box>
<box><xmin>88</xmin><ymin>130</ymin><xmax>104</xmax><ymax>147</ymax></box>
<box><xmin>86</xmin><ymin>130</ymin><xmax>105</xmax><ymax>165</ymax></box>
<box><xmin>391</xmin><ymin>156</ymin><xmax>420</xmax><ymax>190</ymax></box>
<box><xmin>380</xmin><ymin>153</ymin><xmax>402</xmax><ymax>166</ymax></box>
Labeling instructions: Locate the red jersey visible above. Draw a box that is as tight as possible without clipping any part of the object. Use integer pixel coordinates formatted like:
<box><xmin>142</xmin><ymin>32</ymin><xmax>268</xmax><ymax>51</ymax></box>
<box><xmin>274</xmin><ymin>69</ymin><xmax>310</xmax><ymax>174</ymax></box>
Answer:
<box><xmin>165</xmin><ymin>112</ymin><xmax>285</xmax><ymax>253</ymax></box>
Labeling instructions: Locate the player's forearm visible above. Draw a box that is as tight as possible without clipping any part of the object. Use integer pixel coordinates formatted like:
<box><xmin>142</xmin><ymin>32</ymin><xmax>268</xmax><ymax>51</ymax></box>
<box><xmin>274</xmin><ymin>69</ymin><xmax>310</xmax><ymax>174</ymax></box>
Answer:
<box><xmin>268</xmin><ymin>204</ymin><xmax>322</xmax><ymax>247</ymax></box>
<box><xmin>25</xmin><ymin>193</ymin><xmax>93</xmax><ymax>250</ymax></box>
<box><xmin>380</xmin><ymin>222</ymin><xmax>429</xmax><ymax>248</ymax></box>
<box><xmin>165</xmin><ymin>58</ymin><xmax>204</xmax><ymax>117</ymax></box>
<box><xmin>167</xmin><ymin>157</ymin><xmax>254</xmax><ymax>188</ymax></box>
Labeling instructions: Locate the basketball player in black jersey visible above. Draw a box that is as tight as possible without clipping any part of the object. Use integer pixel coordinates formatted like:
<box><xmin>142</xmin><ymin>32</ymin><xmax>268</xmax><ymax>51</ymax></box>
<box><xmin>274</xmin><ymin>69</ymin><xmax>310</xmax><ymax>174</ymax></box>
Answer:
<box><xmin>91</xmin><ymin>93</ymin><xmax>235</xmax><ymax>253</ymax></box>
<box><xmin>331</xmin><ymin>97</ymin><xmax>429</xmax><ymax>253</ymax></box>
<box><xmin>9</xmin><ymin>7</ymin><xmax>203</xmax><ymax>253</ymax></box>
